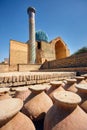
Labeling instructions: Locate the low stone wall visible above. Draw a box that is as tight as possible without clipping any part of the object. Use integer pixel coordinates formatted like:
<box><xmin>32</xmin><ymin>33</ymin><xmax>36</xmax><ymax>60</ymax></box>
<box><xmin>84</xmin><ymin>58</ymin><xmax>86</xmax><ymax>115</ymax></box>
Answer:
<box><xmin>9</xmin><ymin>65</ymin><xmax>18</xmax><ymax>72</ymax></box>
<box><xmin>0</xmin><ymin>64</ymin><xmax>9</xmax><ymax>72</ymax></box>
<box><xmin>39</xmin><ymin>67</ymin><xmax>87</xmax><ymax>74</ymax></box>
<box><xmin>0</xmin><ymin>71</ymin><xmax>75</xmax><ymax>87</ymax></box>
<box><xmin>0</xmin><ymin>64</ymin><xmax>41</xmax><ymax>72</ymax></box>
<box><xmin>40</xmin><ymin>53</ymin><xmax>87</xmax><ymax>70</ymax></box>
<box><xmin>18</xmin><ymin>64</ymin><xmax>41</xmax><ymax>72</ymax></box>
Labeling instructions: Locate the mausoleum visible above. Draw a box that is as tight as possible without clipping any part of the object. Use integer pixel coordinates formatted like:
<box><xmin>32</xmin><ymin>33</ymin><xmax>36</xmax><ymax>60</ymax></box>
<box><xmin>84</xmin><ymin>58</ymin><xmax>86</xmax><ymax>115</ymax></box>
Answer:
<box><xmin>9</xmin><ymin>7</ymin><xmax>70</xmax><ymax>65</ymax></box>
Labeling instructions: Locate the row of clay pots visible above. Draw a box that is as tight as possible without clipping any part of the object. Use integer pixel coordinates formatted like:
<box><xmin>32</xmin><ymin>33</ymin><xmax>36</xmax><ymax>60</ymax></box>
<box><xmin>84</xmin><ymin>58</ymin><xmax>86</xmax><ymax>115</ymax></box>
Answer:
<box><xmin>0</xmin><ymin>85</ymin><xmax>53</xmax><ymax>129</ymax></box>
<box><xmin>0</xmin><ymin>98</ymin><xmax>35</xmax><ymax>130</ymax></box>
<box><xmin>10</xmin><ymin>87</ymin><xmax>87</xmax><ymax>130</ymax></box>
<box><xmin>10</xmin><ymin>76</ymin><xmax>87</xmax><ymax>121</ymax></box>
<box><xmin>0</xmin><ymin>75</ymin><xmax>86</xmax><ymax>101</ymax></box>
<box><xmin>62</xmin><ymin>76</ymin><xmax>87</xmax><ymax>113</ymax></box>
<box><xmin>63</xmin><ymin>76</ymin><xmax>87</xmax><ymax>93</ymax></box>
<box><xmin>46</xmin><ymin>76</ymin><xmax>87</xmax><ymax>100</ymax></box>
<box><xmin>38</xmin><ymin>76</ymin><xmax>87</xmax><ymax>115</ymax></box>
<box><xmin>0</xmin><ymin>76</ymin><xmax>87</xmax><ymax>130</ymax></box>
<box><xmin>2</xmin><ymin>85</ymin><xmax>53</xmax><ymax>122</ymax></box>
<box><xmin>47</xmin><ymin>76</ymin><xmax>87</xmax><ymax>113</ymax></box>
<box><xmin>0</xmin><ymin>75</ymin><xmax>87</xmax><ymax>107</ymax></box>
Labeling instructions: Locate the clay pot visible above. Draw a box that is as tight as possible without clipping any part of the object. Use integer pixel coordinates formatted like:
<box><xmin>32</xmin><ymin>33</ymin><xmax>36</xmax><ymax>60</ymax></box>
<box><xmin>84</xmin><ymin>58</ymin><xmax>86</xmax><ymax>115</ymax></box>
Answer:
<box><xmin>23</xmin><ymin>85</ymin><xmax>53</xmax><ymax>120</ymax></box>
<box><xmin>0</xmin><ymin>98</ymin><xmax>23</xmax><ymax>127</ymax></box>
<box><xmin>80</xmin><ymin>100</ymin><xmax>87</xmax><ymax>113</ymax></box>
<box><xmin>46</xmin><ymin>81</ymin><xmax>64</xmax><ymax>101</ymax></box>
<box><xmin>75</xmin><ymin>76</ymin><xmax>86</xmax><ymax>84</ymax></box>
<box><xmin>76</xmin><ymin>84</ymin><xmax>87</xmax><ymax>112</ymax></box>
<box><xmin>50</xmin><ymin>81</ymin><xmax>63</xmax><ymax>88</ymax></box>
<box><xmin>82</xmin><ymin>74</ymin><xmax>87</xmax><ymax>82</ymax></box>
<box><xmin>19</xmin><ymin>85</ymin><xmax>46</xmax><ymax>105</ymax></box>
<box><xmin>63</xmin><ymin>79</ymin><xmax>78</xmax><ymax>93</ymax></box>
<box><xmin>14</xmin><ymin>87</ymin><xmax>31</xmax><ymax>102</ymax></box>
<box><xmin>0</xmin><ymin>112</ymin><xmax>35</xmax><ymax>130</ymax></box>
<box><xmin>29</xmin><ymin>85</ymin><xmax>47</xmax><ymax>94</ymax></box>
<box><xmin>44</xmin><ymin>91</ymin><xmax>87</xmax><ymax>130</ymax></box>
<box><xmin>0</xmin><ymin>88</ymin><xmax>11</xmax><ymax>100</ymax></box>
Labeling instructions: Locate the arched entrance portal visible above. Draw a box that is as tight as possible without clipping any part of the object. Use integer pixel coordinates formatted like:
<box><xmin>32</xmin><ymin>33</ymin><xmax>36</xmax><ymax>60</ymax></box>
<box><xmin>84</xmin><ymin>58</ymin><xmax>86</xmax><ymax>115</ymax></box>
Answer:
<box><xmin>55</xmin><ymin>40</ymin><xmax>67</xmax><ymax>60</ymax></box>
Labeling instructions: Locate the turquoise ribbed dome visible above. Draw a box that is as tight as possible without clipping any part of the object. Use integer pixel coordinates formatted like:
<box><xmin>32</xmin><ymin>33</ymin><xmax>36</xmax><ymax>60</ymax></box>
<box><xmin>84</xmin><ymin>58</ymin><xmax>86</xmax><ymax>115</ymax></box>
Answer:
<box><xmin>35</xmin><ymin>30</ymin><xmax>49</xmax><ymax>42</ymax></box>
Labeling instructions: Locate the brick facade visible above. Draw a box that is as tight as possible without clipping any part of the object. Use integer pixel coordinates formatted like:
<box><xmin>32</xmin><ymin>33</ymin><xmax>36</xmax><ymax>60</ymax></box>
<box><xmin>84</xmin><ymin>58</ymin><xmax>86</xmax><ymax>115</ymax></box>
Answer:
<box><xmin>40</xmin><ymin>53</ymin><xmax>87</xmax><ymax>70</ymax></box>
<box><xmin>9</xmin><ymin>40</ymin><xmax>29</xmax><ymax>65</ymax></box>
<box><xmin>9</xmin><ymin>37</ymin><xmax>70</xmax><ymax>65</ymax></box>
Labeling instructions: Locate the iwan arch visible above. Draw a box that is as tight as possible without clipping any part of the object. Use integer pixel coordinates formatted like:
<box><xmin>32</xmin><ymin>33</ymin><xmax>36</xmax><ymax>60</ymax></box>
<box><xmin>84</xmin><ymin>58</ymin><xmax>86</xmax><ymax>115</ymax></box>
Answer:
<box><xmin>9</xmin><ymin>7</ymin><xmax>70</xmax><ymax>65</ymax></box>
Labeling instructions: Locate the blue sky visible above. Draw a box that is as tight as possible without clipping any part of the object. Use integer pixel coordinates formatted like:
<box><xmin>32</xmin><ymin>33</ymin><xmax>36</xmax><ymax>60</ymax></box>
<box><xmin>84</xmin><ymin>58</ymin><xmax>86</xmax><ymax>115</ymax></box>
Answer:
<box><xmin>0</xmin><ymin>0</ymin><xmax>87</xmax><ymax>62</ymax></box>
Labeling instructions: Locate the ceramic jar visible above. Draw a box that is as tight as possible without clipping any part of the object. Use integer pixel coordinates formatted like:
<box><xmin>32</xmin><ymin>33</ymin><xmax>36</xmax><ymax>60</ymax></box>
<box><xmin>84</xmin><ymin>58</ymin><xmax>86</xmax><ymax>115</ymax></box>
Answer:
<box><xmin>75</xmin><ymin>76</ymin><xmax>86</xmax><ymax>84</ymax></box>
<box><xmin>14</xmin><ymin>87</ymin><xmax>31</xmax><ymax>103</ymax></box>
<box><xmin>0</xmin><ymin>98</ymin><xmax>35</xmax><ymax>130</ymax></box>
<box><xmin>46</xmin><ymin>81</ymin><xmax>64</xmax><ymax>101</ymax></box>
<box><xmin>22</xmin><ymin>85</ymin><xmax>53</xmax><ymax>120</ymax></box>
<box><xmin>76</xmin><ymin>84</ymin><xmax>87</xmax><ymax>113</ymax></box>
<box><xmin>0</xmin><ymin>98</ymin><xmax>23</xmax><ymax>127</ymax></box>
<box><xmin>63</xmin><ymin>79</ymin><xmax>78</xmax><ymax>93</ymax></box>
<box><xmin>44</xmin><ymin>91</ymin><xmax>87</xmax><ymax>130</ymax></box>
<box><xmin>82</xmin><ymin>74</ymin><xmax>87</xmax><ymax>82</ymax></box>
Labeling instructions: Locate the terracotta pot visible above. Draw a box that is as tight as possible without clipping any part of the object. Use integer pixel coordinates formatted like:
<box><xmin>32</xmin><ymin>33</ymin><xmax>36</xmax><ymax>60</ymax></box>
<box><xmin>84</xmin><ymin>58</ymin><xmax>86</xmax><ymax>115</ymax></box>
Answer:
<box><xmin>14</xmin><ymin>87</ymin><xmax>31</xmax><ymax>102</ymax></box>
<box><xmin>62</xmin><ymin>80</ymin><xmax>67</xmax><ymax>87</ymax></box>
<box><xmin>75</xmin><ymin>76</ymin><xmax>86</xmax><ymax>84</ymax></box>
<box><xmin>22</xmin><ymin>84</ymin><xmax>48</xmax><ymax>104</ymax></box>
<box><xmin>29</xmin><ymin>84</ymin><xmax>47</xmax><ymax>93</ymax></box>
<box><xmin>50</xmin><ymin>81</ymin><xmax>63</xmax><ymax>88</ymax></box>
<box><xmin>81</xmin><ymin>100</ymin><xmax>87</xmax><ymax>113</ymax></box>
<box><xmin>0</xmin><ymin>98</ymin><xmax>23</xmax><ymax>127</ymax></box>
<box><xmin>0</xmin><ymin>93</ymin><xmax>11</xmax><ymax>100</ymax></box>
<box><xmin>82</xmin><ymin>74</ymin><xmax>87</xmax><ymax>82</ymax></box>
<box><xmin>25</xmin><ymin>84</ymin><xmax>49</xmax><ymax>102</ymax></box>
<box><xmin>76</xmin><ymin>84</ymin><xmax>87</xmax><ymax>113</ymax></box>
<box><xmin>0</xmin><ymin>88</ymin><xmax>11</xmax><ymax>100</ymax></box>
<box><xmin>0</xmin><ymin>112</ymin><xmax>35</xmax><ymax>130</ymax></box>
<box><xmin>44</xmin><ymin>91</ymin><xmax>87</xmax><ymax>130</ymax></box>
<box><xmin>63</xmin><ymin>79</ymin><xmax>78</xmax><ymax>93</ymax></box>
<box><xmin>46</xmin><ymin>81</ymin><xmax>64</xmax><ymax>101</ymax></box>
<box><xmin>23</xmin><ymin>91</ymin><xmax>53</xmax><ymax>120</ymax></box>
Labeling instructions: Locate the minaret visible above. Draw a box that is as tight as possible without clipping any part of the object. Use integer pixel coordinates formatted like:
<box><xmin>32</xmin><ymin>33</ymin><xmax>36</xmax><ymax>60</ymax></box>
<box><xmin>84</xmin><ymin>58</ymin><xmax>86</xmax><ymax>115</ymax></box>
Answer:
<box><xmin>27</xmin><ymin>7</ymin><xmax>36</xmax><ymax>64</ymax></box>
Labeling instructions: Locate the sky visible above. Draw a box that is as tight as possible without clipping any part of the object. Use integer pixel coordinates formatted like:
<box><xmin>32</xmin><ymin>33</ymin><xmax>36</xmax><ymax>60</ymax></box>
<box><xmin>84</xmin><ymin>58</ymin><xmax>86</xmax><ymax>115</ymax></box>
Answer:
<box><xmin>0</xmin><ymin>0</ymin><xmax>87</xmax><ymax>62</ymax></box>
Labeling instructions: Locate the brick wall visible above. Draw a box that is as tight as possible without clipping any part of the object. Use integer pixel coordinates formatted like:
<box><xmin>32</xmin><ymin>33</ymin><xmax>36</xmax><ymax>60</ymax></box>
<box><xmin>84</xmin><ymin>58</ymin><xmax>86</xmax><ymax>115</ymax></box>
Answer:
<box><xmin>9</xmin><ymin>40</ymin><xmax>29</xmax><ymax>65</ymax></box>
<box><xmin>9</xmin><ymin>65</ymin><xmax>18</xmax><ymax>72</ymax></box>
<box><xmin>41</xmin><ymin>41</ymin><xmax>55</xmax><ymax>61</ymax></box>
<box><xmin>9</xmin><ymin>37</ymin><xmax>70</xmax><ymax>65</ymax></box>
<box><xmin>0</xmin><ymin>64</ymin><xmax>9</xmax><ymax>72</ymax></box>
<box><xmin>40</xmin><ymin>53</ymin><xmax>87</xmax><ymax>70</ymax></box>
<box><xmin>18</xmin><ymin>64</ymin><xmax>41</xmax><ymax>71</ymax></box>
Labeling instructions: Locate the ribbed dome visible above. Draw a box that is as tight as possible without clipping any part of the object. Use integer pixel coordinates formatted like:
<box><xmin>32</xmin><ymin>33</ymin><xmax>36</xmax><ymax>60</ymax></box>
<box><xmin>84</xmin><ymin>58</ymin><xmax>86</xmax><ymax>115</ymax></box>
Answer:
<box><xmin>35</xmin><ymin>30</ymin><xmax>49</xmax><ymax>42</ymax></box>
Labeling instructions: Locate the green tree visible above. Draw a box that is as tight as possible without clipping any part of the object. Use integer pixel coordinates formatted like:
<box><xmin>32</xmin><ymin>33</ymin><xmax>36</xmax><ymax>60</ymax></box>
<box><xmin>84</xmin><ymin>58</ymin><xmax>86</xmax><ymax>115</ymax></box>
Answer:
<box><xmin>72</xmin><ymin>46</ymin><xmax>87</xmax><ymax>55</ymax></box>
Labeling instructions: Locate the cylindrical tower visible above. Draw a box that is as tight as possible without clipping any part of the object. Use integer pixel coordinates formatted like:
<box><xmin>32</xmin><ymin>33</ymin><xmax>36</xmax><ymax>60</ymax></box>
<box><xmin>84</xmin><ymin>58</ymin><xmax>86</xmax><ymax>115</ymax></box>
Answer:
<box><xmin>27</xmin><ymin>7</ymin><xmax>36</xmax><ymax>64</ymax></box>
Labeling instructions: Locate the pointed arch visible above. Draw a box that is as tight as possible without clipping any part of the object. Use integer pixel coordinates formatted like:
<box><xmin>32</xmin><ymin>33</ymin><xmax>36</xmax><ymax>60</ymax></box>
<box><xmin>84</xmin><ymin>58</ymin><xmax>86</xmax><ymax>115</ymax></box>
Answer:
<box><xmin>55</xmin><ymin>40</ymin><xmax>68</xmax><ymax>59</ymax></box>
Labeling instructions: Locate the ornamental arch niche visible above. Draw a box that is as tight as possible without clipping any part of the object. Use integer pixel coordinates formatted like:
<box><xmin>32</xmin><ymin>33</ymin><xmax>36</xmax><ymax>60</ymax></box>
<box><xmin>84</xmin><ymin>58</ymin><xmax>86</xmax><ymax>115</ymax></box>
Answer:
<box><xmin>55</xmin><ymin>40</ymin><xmax>69</xmax><ymax>60</ymax></box>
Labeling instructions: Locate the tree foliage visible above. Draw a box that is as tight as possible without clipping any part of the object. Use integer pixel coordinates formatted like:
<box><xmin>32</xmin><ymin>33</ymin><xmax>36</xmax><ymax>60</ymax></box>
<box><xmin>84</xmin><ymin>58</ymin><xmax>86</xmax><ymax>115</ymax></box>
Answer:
<box><xmin>35</xmin><ymin>30</ymin><xmax>49</xmax><ymax>42</ymax></box>
<box><xmin>72</xmin><ymin>46</ymin><xmax>87</xmax><ymax>55</ymax></box>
